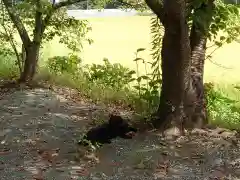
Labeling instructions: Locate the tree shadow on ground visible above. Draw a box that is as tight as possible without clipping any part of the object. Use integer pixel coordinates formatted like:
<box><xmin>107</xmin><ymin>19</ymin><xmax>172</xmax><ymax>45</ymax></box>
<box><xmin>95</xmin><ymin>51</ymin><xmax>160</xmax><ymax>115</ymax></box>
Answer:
<box><xmin>0</xmin><ymin>87</ymin><xmax>239</xmax><ymax>180</ymax></box>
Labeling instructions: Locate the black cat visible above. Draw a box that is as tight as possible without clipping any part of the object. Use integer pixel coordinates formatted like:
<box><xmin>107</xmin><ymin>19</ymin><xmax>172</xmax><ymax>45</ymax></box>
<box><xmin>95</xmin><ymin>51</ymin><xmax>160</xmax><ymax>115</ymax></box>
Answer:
<box><xmin>78</xmin><ymin>114</ymin><xmax>137</xmax><ymax>146</ymax></box>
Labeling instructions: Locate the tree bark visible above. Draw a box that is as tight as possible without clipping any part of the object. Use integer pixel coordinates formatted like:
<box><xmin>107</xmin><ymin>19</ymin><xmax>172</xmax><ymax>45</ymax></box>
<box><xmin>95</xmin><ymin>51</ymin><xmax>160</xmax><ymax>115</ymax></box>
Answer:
<box><xmin>2</xmin><ymin>0</ymin><xmax>31</xmax><ymax>46</ymax></box>
<box><xmin>149</xmin><ymin>0</ymin><xmax>215</xmax><ymax>130</ymax></box>
<box><xmin>152</xmin><ymin>0</ymin><xmax>192</xmax><ymax>132</ymax></box>
<box><xmin>188</xmin><ymin>24</ymin><xmax>208</xmax><ymax>127</ymax></box>
<box><xmin>145</xmin><ymin>0</ymin><xmax>164</xmax><ymax>20</ymax></box>
<box><xmin>19</xmin><ymin>42</ymin><xmax>40</xmax><ymax>83</ymax></box>
<box><xmin>187</xmin><ymin>0</ymin><xmax>215</xmax><ymax>127</ymax></box>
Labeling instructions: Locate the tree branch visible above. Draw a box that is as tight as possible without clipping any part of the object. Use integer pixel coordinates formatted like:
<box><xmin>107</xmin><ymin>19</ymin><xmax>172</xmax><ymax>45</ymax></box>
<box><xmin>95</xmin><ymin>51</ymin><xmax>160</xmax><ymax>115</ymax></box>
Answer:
<box><xmin>53</xmin><ymin>0</ymin><xmax>86</xmax><ymax>9</ymax></box>
<box><xmin>1</xmin><ymin>3</ymin><xmax>22</xmax><ymax>73</ymax></box>
<box><xmin>42</xmin><ymin>0</ymin><xmax>86</xmax><ymax>32</ymax></box>
<box><xmin>144</xmin><ymin>0</ymin><xmax>164</xmax><ymax>22</ymax></box>
<box><xmin>116</xmin><ymin>0</ymin><xmax>147</xmax><ymax>10</ymax></box>
<box><xmin>2</xmin><ymin>0</ymin><xmax>31</xmax><ymax>47</ymax></box>
<box><xmin>33</xmin><ymin>0</ymin><xmax>43</xmax><ymax>43</ymax></box>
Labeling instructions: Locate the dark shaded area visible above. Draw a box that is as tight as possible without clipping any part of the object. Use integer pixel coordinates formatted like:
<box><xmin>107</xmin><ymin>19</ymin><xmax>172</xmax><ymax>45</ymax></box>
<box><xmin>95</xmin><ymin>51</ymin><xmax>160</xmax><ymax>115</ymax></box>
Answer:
<box><xmin>79</xmin><ymin>114</ymin><xmax>137</xmax><ymax>146</ymax></box>
<box><xmin>0</xmin><ymin>87</ymin><xmax>239</xmax><ymax>179</ymax></box>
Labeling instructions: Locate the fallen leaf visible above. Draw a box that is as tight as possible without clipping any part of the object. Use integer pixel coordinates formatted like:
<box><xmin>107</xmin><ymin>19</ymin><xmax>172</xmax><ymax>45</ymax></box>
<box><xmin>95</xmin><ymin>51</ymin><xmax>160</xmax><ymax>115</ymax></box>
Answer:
<box><xmin>155</xmin><ymin>160</ymin><xmax>169</xmax><ymax>174</ymax></box>
<box><xmin>109</xmin><ymin>161</ymin><xmax>121</xmax><ymax>166</ymax></box>
<box><xmin>38</xmin><ymin>148</ymin><xmax>60</xmax><ymax>163</ymax></box>
<box><xmin>210</xmin><ymin>168</ymin><xmax>226</xmax><ymax>179</ymax></box>
<box><xmin>135</xmin><ymin>160</ymin><xmax>145</xmax><ymax>169</ymax></box>
<box><xmin>0</xmin><ymin>148</ymin><xmax>11</xmax><ymax>154</ymax></box>
<box><xmin>76</xmin><ymin>169</ymin><xmax>89</xmax><ymax>176</ymax></box>
<box><xmin>32</xmin><ymin>169</ymin><xmax>44</xmax><ymax>180</ymax></box>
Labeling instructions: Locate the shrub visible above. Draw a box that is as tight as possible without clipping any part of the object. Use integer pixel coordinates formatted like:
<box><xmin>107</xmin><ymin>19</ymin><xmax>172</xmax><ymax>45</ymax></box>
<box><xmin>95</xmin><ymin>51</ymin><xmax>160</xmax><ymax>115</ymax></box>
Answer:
<box><xmin>46</xmin><ymin>53</ymin><xmax>82</xmax><ymax>75</ymax></box>
<box><xmin>84</xmin><ymin>58</ymin><xmax>136</xmax><ymax>90</ymax></box>
<box><xmin>0</xmin><ymin>47</ymin><xmax>19</xmax><ymax>80</ymax></box>
<box><xmin>205</xmin><ymin>82</ymin><xmax>240</xmax><ymax>130</ymax></box>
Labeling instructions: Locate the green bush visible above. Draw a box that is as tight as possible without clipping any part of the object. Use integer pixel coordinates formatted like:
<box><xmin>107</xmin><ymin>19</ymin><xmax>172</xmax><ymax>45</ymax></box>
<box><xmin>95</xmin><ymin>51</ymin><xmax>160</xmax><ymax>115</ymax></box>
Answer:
<box><xmin>84</xmin><ymin>58</ymin><xmax>136</xmax><ymax>90</ymax></box>
<box><xmin>26</xmin><ymin>53</ymin><xmax>240</xmax><ymax>130</ymax></box>
<box><xmin>46</xmin><ymin>54</ymin><xmax>82</xmax><ymax>75</ymax></box>
<box><xmin>0</xmin><ymin>47</ymin><xmax>19</xmax><ymax>80</ymax></box>
<box><xmin>205</xmin><ymin>82</ymin><xmax>240</xmax><ymax>130</ymax></box>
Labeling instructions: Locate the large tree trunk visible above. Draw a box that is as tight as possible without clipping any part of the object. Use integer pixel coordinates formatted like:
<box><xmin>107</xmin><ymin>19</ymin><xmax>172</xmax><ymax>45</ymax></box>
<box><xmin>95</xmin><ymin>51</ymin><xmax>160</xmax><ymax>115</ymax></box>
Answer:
<box><xmin>19</xmin><ymin>42</ymin><xmax>40</xmax><ymax>83</ymax></box>
<box><xmin>153</xmin><ymin>0</ymin><xmax>193</xmax><ymax>132</ymax></box>
<box><xmin>151</xmin><ymin>0</ymin><xmax>215</xmax><ymax>130</ymax></box>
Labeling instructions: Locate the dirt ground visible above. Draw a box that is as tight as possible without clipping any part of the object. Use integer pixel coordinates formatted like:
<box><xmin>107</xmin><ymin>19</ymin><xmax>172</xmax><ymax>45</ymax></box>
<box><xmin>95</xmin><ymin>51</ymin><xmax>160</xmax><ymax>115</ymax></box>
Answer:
<box><xmin>0</xmin><ymin>86</ymin><xmax>239</xmax><ymax>180</ymax></box>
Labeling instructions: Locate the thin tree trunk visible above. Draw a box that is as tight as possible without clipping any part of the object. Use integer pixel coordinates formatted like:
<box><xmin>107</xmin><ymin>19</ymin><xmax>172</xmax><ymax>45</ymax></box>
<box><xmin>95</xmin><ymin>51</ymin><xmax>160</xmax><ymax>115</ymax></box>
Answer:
<box><xmin>2</xmin><ymin>0</ymin><xmax>86</xmax><ymax>83</ymax></box>
<box><xmin>187</xmin><ymin>0</ymin><xmax>215</xmax><ymax>128</ymax></box>
<box><xmin>189</xmin><ymin>24</ymin><xmax>208</xmax><ymax>127</ymax></box>
<box><xmin>19</xmin><ymin>42</ymin><xmax>40</xmax><ymax>83</ymax></box>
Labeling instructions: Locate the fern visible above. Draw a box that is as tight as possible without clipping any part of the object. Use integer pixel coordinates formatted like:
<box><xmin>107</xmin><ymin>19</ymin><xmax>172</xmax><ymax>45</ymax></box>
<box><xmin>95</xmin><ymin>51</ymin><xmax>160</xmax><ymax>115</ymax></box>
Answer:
<box><xmin>150</xmin><ymin>16</ymin><xmax>163</xmax><ymax>94</ymax></box>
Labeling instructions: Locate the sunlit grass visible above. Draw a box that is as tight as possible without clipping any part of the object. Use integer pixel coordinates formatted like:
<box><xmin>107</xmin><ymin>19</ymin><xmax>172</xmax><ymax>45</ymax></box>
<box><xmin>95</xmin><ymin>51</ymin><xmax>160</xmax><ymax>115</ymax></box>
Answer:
<box><xmin>41</xmin><ymin>16</ymin><xmax>240</xmax><ymax>85</ymax></box>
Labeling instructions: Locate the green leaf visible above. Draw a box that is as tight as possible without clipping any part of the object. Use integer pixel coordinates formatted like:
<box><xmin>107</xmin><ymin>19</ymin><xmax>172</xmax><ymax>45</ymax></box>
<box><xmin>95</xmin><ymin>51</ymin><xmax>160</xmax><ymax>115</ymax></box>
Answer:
<box><xmin>140</xmin><ymin>75</ymin><xmax>150</xmax><ymax>80</ymax></box>
<box><xmin>133</xmin><ymin>58</ymin><xmax>144</xmax><ymax>62</ymax></box>
<box><xmin>220</xmin><ymin>36</ymin><xmax>226</xmax><ymax>41</ymax></box>
<box><xmin>137</xmin><ymin>77</ymin><xmax>142</xmax><ymax>82</ymax></box>
<box><xmin>133</xmin><ymin>85</ymin><xmax>141</xmax><ymax>90</ymax></box>
<box><xmin>128</xmin><ymin>70</ymin><xmax>136</xmax><ymax>75</ymax></box>
<box><xmin>137</xmin><ymin>48</ymin><xmax>146</xmax><ymax>52</ymax></box>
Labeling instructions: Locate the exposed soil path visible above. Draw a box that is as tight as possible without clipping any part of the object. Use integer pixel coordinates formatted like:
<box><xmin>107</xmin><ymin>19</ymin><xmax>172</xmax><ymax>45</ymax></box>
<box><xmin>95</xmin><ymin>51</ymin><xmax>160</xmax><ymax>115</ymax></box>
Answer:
<box><xmin>0</xmin><ymin>87</ymin><xmax>239</xmax><ymax>180</ymax></box>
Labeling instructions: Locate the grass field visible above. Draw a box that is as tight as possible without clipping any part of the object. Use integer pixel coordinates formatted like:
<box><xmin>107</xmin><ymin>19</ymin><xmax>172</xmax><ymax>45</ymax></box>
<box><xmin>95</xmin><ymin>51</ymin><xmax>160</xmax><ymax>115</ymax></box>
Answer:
<box><xmin>42</xmin><ymin>16</ymin><xmax>240</xmax><ymax>85</ymax></box>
